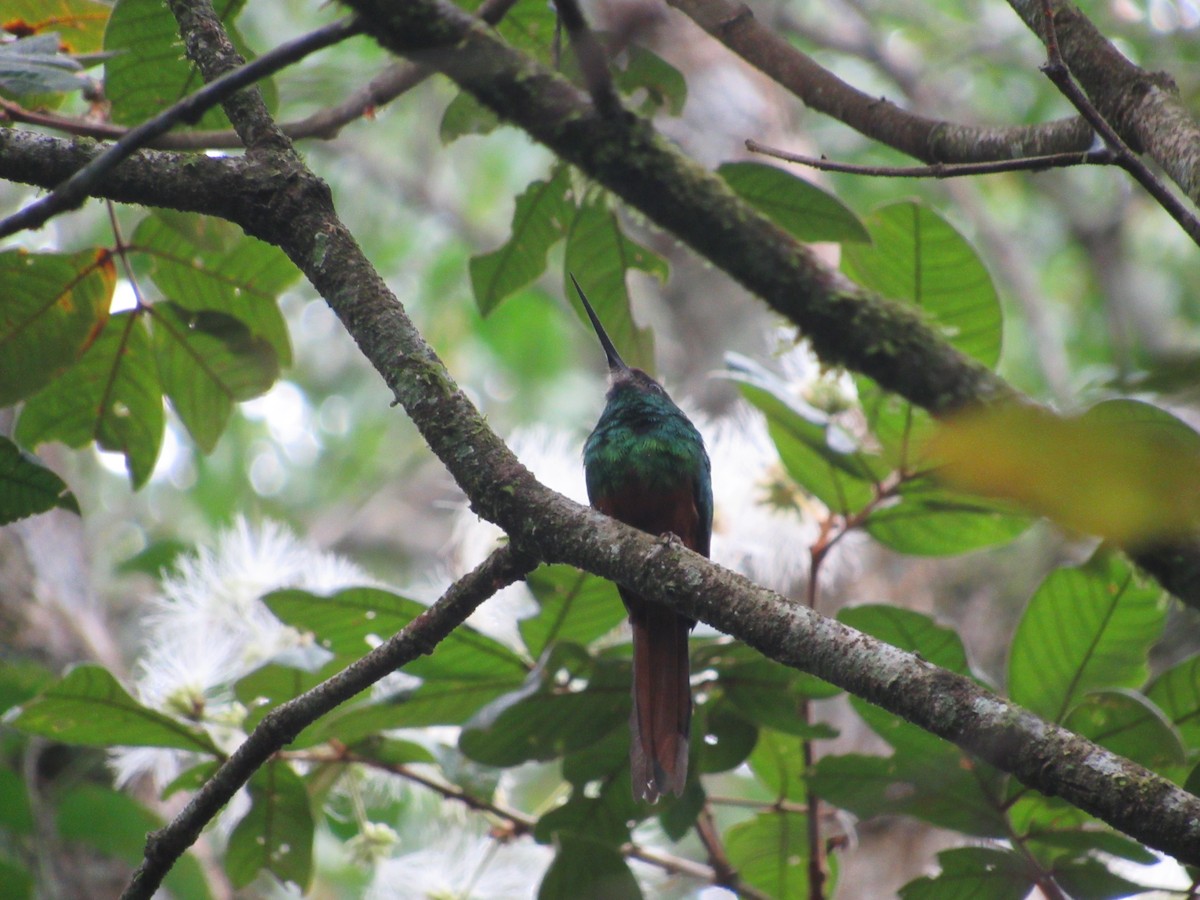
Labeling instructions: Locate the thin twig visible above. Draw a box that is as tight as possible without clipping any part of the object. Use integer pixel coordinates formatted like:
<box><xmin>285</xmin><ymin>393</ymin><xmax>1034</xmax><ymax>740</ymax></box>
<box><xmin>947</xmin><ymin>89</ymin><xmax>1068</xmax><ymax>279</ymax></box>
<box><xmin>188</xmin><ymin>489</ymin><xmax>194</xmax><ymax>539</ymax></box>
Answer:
<box><xmin>552</xmin><ymin>0</ymin><xmax>621</xmax><ymax>116</ymax></box>
<box><xmin>746</xmin><ymin>138</ymin><xmax>1114</xmax><ymax>178</ymax></box>
<box><xmin>1037</xmin><ymin>0</ymin><xmax>1200</xmax><ymax>246</ymax></box>
<box><xmin>0</xmin><ymin>16</ymin><xmax>363</xmax><ymax>240</ymax></box>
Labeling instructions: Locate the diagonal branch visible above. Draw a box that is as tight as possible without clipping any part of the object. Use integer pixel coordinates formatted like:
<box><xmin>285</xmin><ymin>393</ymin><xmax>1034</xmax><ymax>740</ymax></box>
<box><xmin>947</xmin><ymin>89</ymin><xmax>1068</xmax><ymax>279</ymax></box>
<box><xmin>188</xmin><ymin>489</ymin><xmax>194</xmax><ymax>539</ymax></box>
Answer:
<box><xmin>121</xmin><ymin>545</ymin><xmax>536</xmax><ymax>900</ymax></box>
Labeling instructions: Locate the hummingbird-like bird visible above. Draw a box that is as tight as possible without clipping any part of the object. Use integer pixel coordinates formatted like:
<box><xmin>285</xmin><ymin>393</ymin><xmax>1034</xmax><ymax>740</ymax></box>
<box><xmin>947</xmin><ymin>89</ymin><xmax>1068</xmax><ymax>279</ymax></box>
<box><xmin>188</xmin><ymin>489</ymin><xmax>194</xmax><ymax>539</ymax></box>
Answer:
<box><xmin>572</xmin><ymin>274</ymin><xmax>713</xmax><ymax>802</ymax></box>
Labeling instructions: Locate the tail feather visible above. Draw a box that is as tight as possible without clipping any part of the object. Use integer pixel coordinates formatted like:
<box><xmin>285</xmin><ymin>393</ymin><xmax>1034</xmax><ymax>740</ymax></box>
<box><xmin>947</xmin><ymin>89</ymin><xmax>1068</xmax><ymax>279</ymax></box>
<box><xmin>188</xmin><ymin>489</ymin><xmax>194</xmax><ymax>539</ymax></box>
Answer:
<box><xmin>628</xmin><ymin>597</ymin><xmax>692</xmax><ymax>802</ymax></box>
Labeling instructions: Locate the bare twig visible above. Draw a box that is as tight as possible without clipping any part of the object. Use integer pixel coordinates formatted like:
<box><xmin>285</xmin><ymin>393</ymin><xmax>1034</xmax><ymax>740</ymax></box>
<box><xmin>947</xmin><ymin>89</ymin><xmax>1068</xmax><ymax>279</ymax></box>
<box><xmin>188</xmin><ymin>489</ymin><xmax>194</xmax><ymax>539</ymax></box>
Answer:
<box><xmin>552</xmin><ymin>0</ymin><xmax>621</xmax><ymax>116</ymax></box>
<box><xmin>1036</xmin><ymin>0</ymin><xmax>1200</xmax><ymax>246</ymax></box>
<box><xmin>0</xmin><ymin>16</ymin><xmax>363</xmax><ymax>240</ymax></box>
<box><xmin>746</xmin><ymin>138</ymin><xmax>1114</xmax><ymax>178</ymax></box>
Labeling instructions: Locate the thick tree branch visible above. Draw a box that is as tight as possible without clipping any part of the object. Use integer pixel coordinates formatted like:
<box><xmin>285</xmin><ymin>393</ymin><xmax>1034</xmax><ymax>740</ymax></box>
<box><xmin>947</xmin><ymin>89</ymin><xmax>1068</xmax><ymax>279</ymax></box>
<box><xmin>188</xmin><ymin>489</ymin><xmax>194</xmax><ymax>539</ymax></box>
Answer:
<box><xmin>669</xmin><ymin>0</ymin><xmax>1095</xmax><ymax>164</ymax></box>
<box><xmin>121</xmin><ymin>545</ymin><xmax>536</xmax><ymax>900</ymax></box>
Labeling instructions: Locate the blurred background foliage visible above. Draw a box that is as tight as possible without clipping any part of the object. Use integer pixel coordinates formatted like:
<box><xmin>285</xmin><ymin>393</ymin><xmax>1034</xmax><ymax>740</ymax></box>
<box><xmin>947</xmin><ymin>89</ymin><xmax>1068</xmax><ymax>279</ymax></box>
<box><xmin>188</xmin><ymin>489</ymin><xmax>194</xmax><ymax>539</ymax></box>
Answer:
<box><xmin>3</xmin><ymin>0</ymin><xmax>1200</xmax><ymax>896</ymax></box>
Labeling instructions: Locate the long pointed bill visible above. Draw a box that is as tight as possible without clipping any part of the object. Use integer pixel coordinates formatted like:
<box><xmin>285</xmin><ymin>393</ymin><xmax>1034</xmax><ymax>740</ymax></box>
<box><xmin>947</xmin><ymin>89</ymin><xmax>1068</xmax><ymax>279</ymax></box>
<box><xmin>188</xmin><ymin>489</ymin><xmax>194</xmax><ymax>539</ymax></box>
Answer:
<box><xmin>570</xmin><ymin>273</ymin><xmax>629</xmax><ymax>373</ymax></box>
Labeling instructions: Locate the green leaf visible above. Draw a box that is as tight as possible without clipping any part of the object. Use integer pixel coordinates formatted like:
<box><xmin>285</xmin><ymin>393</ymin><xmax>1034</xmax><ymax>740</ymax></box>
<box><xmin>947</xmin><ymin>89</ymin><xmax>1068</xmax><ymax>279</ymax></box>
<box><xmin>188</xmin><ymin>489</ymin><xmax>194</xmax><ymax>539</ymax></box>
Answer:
<box><xmin>725</xmin><ymin>811</ymin><xmax>823</xmax><ymax>899</ymax></box>
<box><xmin>719</xmin><ymin>161</ymin><xmax>869</xmax><ymax>244</ymax></box>
<box><xmin>152</xmin><ymin>302</ymin><xmax>279</xmax><ymax>452</ymax></box>
<box><xmin>1063</xmin><ymin>689</ymin><xmax>1186</xmax><ymax>774</ymax></box>
<box><xmin>832</xmin><ymin>699</ymin><xmax>1009</xmax><ymax>835</ymax></box>
<box><xmin>809</xmin><ymin>749</ymin><xmax>1006</xmax><ymax>837</ymax></box>
<box><xmin>16</xmin><ymin>311</ymin><xmax>163</xmax><ymax>488</ymax></box>
<box><xmin>842</xmin><ymin>200</ymin><xmax>1002</xmax><ymax>368</ymax></box>
<box><xmin>899</xmin><ymin>847</ymin><xmax>1033</xmax><ymax>900</ymax></box>
<box><xmin>104</xmin><ymin>0</ymin><xmax>267</xmax><ymax>129</ymax></box>
<box><xmin>264</xmin><ymin>588</ymin><xmax>528</xmax><ymax>682</ymax></box>
<box><xmin>538</xmin><ymin>835</ymin><xmax>643</xmax><ymax>900</ymax></box>
<box><xmin>837</xmin><ymin>605</ymin><xmax>971</xmax><ymax>676</ymax></box>
<box><xmin>614</xmin><ymin>45</ymin><xmax>687</xmax><ymax>116</ymax></box>
<box><xmin>563</xmin><ymin>195</ymin><xmax>668</xmax><ymax>373</ymax></box>
<box><xmin>700</xmin><ymin>642</ymin><xmax>840</xmax><ymax>735</ymax></box>
<box><xmin>1008</xmin><ymin>552</ymin><xmax>1166</xmax><ymax>722</ymax></box>
<box><xmin>439</xmin><ymin>89</ymin><xmax>501</xmax><ymax>143</ymax></box>
<box><xmin>0</xmin><ymin>248</ymin><xmax>114</xmax><ymax>405</ymax></box>
<box><xmin>298</xmin><ymin>678</ymin><xmax>524</xmax><ymax>746</ymax></box>
<box><xmin>864</xmin><ymin>477</ymin><xmax>1031</xmax><ymax>556</ymax></box>
<box><xmin>234</xmin><ymin>659</ymin><xmax>342</xmax><ymax>731</ymax></box>
<box><xmin>7</xmin><ymin>664</ymin><xmax>219</xmax><ymax>753</ymax></box>
<box><xmin>697</xmin><ymin>701</ymin><xmax>758</xmax><ymax>773</ymax></box>
<box><xmin>1145</xmin><ymin>652</ymin><xmax>1200</xmax><ymax>748</ymax></box>
<box><xmin>520</xmin><ymin>565</ymin><xmax>626</xmax><ymax>658</ymax></box>
<box><xmin>857</xmin><ymin>375</ymin><xmax>936</xmax><ymax>471</ymax></box>
<box><xmin>1051</xmin><ymin>858</ymin><xmax>1149</xmax><ymax>899</ymax></box>
<box><xmin>0</xmin><ymin>766</ymin><xmax>33</xmax><ymax>834</ymax></box>
<box><xmin>469</xmin><ymin>164</ymin><xmax>573</xmax><ymax>315</ymax></box>
<box><xmin>0</xmin><ymin>33</ymin><xmax>86</xmax><ymax>94</ymax></box>
<box><xmin>0</xmin><ymin>857</ymin><xmax>31</xmax><ymax>900</ymax></box>
<box><xmin>57</xmin><ymin>783</ymin><xmax>211</xmax><ymax>900</ymax></box>
<box><xmin>749</xmin><ymin>729</ymin><xmax>810</xmax><ymax>804</ymax></box>
<box><xmin>459</xmin><ymin>659</ymin><xmax>628</xmax><ymax>767</ymax></box>
<box><xmin>0</xmin><ymin>436</ymin><xmax>79</xmax><ymax>524</ymax></box>
<box><xmin>225</xmin><ymin>761</ymin><xmax>313</xmax><ymax>891</ymax></box>
<box><xmin>536</xmin><ymin>766</ymin><xmax>643</xmax><ymax>847</ymax></box>
<box><xmin>727</xmin><ymin>354</ymin><xmax>879</xmax><ymax>513</ymax></box>
<box><xmin>0</xmin><ymin>660</ymin><xmax>53</xmax><ymax>713</ymax></box>
<box><xmin>133</xmin><ymin>213</ymin><xmax>295</xmax><ymax>367</ymax></box>
<box><xmin>162</xmin><ymin>760</ymin><xmax>220</xmax><ymax>799</ymax></box>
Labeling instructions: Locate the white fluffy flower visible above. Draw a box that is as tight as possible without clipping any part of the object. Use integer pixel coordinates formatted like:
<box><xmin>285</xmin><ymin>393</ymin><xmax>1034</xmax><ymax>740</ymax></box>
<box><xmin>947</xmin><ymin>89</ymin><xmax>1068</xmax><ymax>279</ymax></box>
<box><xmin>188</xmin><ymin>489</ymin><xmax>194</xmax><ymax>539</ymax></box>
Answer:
<box><xmin>111</xmin><ymin>518</ymin><xmax>372</xmax><ymax>789</ymax></box>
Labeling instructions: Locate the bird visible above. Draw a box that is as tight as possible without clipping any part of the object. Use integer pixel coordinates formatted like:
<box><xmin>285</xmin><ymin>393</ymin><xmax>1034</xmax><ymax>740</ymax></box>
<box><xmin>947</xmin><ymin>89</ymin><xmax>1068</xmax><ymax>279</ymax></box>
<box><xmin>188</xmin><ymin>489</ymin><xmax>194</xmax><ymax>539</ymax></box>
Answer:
<box><xmin>571</xmin><ymin>274</ymin><xmax>713</xmax><ymax>802</ymax></box>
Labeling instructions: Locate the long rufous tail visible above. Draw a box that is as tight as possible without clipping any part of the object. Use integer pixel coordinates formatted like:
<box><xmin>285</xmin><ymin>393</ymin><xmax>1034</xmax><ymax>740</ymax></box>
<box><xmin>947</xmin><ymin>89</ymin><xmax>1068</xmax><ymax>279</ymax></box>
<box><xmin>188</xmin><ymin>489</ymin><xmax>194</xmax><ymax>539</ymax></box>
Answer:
<box><xmin>628</xmin><ymin>599</ymin><xmax>692</xmax><ymax>802</ymax></box>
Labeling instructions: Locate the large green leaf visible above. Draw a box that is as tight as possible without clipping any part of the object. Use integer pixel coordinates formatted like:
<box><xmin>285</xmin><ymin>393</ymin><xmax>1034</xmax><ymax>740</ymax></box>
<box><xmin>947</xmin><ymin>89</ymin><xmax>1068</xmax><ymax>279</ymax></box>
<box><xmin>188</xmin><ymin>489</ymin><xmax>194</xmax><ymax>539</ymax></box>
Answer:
<box><xmin>1145</xmin><ymin>653</ymin><xmax>1200</xmax><ymax>748</ymax></box>
<box><xmin>57</xmin><ymin>784</ymin><xmax>211</xmax><ymax>900</ymax></box>
<box><xmin>0</xmin><ymin>436</ymin><xmax>79</xmax><ymax>524</ymax></box>
<box><xmin>1064</xmin><ymin>690</ymin><xmax>1186</xmax><ymax>774</ymax></box>
<box><xmin>719</xmin><ymin>161</ymin><xmax>869</xmax><ymax>244</ymax></box>
<box><xmin>264</xmin><ymin>588</ymin><xmax>528</xmax><ymax>682</ymax></box>
<box><xmin>519</xmin><ymin>565</ymin><xmax>626</xmax><ymax>658</ymax></box>
<box><xmin>15</xmin><ymin>311</ymin><xmax>163</xmax><ymax>488</ymax></box>
<box><xmin>538</xmin><ymin>835</ymin><xmax>642</xmax><ymax>900</ymax></box>
<box><xmin>8</xmin><ymin>664</ymin><xmax>219</xmax><ymax>753</ymax></box>
<box><xmin>725</xmin><ymin>811</ymin><xmax>823</xmax><ymax>900</ymax></box>
<box><xmin>857</xmin><ymin>375</ymin><xmax>936</xmax><ymax>472</ymax></box>
<box><xmin>1007</xmin><ymin>552</ymin><xmax>1166</xmax><ymax>722</ymax></box>
<box><xmin>837</xmin><ymin>605</ymin><xmax>971</xmax><ymax>676</ymax></box>
<box><xmin>225</xmin><ymin>761</ymin><xmax>313</xmax><ymax>891</ymax></box>
<box><xmin>748</xmin><ymin>729</ymin><xmax>810</xmax><ymax>804</ymax></box>
<box><xmin>563</xmin><ymin>195</ymin><xmax>667</xmax><ymax>372</ymax></box>
<box><xmin>297</xmin><ymin>677</ymin><xmax>525</xmax><ymax>747</ymax></box>
<box><xmin>0</xmin><ymin>249</ymin><xmax>114</xmax><ymax>405</ymax></box>
<box><xmin>439</xmin><ymin>90</ymin><xmax>501</xmax><ymax>143</ymax></box>
<box><xmin>899</xmin><ymin>847</ymin><xmax>1033</xmax><ymax>900</ymax></box>
<box><xmin>133</xmin><ymin>213</ymin><xmax>295</xmax><ymax>366</ymax></box>
<box><xmin>727</xmin><ymin>354</ymin><xmax>880</xmax><ymax>514</ymax></box>
<box><xmin>842</xmin><ymin>201</ymin><xmax>1001</xmax><ymax>368</ymax></box>
<box><xmin>459</xmin><ymin>659</ymin><xmax>628</xmax><ymax>767</ymax></box>
<box><xmin>699</xmin><ymin>642</ymin><xmax>840</xmax><ymax>736</ymax></box>
<box><xmin>152</xmin><ymin>302</ymin><xmax>279</xmax><ymax>453</ymax></box>
<box><xmin>104</xmin><ymin>0</ymin><xmax>268</xmax><ymax>128</ymax></box>
<box><xmin>469</xmin><ymin>164</ymin><xmax>572</xmax><ymax>314</ymax></box>
<box><xmin>863</xmin><ymin>477</ymin><xmax>1031</xmax><ymax>556</ymax></box>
